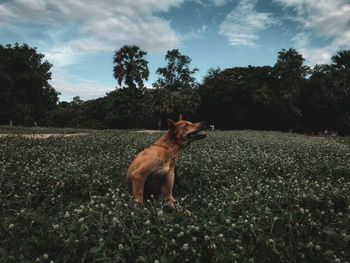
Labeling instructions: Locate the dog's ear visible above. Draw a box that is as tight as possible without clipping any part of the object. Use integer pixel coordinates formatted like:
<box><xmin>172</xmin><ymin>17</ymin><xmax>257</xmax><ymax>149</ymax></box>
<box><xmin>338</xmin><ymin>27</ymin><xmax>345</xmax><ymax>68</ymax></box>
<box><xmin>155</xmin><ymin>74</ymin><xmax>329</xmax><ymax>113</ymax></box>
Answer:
<box><xmin>178</xmin><ymin>114</ymin><xmax>183</xmax><ymax>121</ymax></box>
<box><xmin>168</xmin><ymin>119</ymin><xmax>176</xmax><ymax>132</ymax></box>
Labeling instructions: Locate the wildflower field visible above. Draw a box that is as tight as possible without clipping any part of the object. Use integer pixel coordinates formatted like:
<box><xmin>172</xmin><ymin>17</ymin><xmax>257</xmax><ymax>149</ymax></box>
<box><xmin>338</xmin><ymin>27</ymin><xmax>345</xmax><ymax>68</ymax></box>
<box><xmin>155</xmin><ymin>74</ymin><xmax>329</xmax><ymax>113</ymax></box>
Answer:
<box><xmin>1</xmin><ymin>128</ymin><xmax>349</xmax><ymax>263</ymax></box>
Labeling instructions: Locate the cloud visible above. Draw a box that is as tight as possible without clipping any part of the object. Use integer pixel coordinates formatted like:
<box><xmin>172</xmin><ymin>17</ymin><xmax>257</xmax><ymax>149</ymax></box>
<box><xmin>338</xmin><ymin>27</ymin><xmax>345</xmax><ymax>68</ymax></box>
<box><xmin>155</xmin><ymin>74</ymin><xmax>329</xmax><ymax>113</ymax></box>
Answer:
<box><xmin>194</xmin><ymin>0</ymin><xmax>233</xmax><ymax>7</ymax></box>
<box><xmin>274</xmin><ymin>0</ymin><xmax>350</xmax><ymax>65</ymax></box>
<box><xmin>0</xmin><ymin>0</ymin><xmax>184</xmax><ymax>53</ymax></box>
<box><xmin>0</xmin><ymin>0</ymin><xmax>186</xmax><ymax>99</ymax></box>
<box><xmin>44</xmin><ymin>46</ymin><xmax>77</xmax><ymax>67</ymax></box>
<box><xmin>211</xmin><ymin>0</ymin><xmax>232</xmax><ymax>6</ymax></box>
<box><xmin>50</xmin><ymin>69</ymin><xmax>115</xmax><ymax>101</ymax></box>
<box><xmin>182</xmin><ymin>25</ymin><xmax>207</xmax><ymax>40</ymax></box>
<box><xmin>219</xmin><ymin>0</ymin><xmax>277</xmax><ymax>47</ymax></box>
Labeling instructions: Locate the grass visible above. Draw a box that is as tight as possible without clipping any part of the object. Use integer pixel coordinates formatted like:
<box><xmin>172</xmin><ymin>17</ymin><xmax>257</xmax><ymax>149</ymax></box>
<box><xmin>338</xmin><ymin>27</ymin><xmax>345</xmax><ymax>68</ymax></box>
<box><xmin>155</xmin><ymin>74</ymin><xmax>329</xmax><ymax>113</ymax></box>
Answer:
<box><xmin>0</xmin><ymin>129</ymin><xmax>349</xmax><ymax>263</ymax></box>
<box><xmin>332</xmin><ymin>136</ymin><xmax>350</xmax><ymax>147</ymax></box>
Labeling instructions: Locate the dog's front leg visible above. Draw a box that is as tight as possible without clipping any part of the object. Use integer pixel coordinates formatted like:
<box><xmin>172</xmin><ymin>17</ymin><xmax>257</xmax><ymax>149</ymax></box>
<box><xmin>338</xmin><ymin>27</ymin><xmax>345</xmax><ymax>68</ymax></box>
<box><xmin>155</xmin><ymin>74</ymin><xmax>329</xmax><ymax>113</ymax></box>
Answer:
<box><xmin>160</xmin><ymin>169</ymin><xmax>176</xmax><ymax>207</ymax></box>
<box><xmin>131</xmin><ymin>168</ymin><xmax>148</xmax><ymax>204</ymax></box>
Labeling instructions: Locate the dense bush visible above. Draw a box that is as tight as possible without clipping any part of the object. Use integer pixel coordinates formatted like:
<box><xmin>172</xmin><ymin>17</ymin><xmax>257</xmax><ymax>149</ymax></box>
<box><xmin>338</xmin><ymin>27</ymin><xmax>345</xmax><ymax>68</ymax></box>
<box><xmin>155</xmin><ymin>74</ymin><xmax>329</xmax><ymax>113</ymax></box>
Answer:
<box><xmin>1</xmin><ymin>130</ymin><xmax>349</xmax><ymax>262</ymax></box>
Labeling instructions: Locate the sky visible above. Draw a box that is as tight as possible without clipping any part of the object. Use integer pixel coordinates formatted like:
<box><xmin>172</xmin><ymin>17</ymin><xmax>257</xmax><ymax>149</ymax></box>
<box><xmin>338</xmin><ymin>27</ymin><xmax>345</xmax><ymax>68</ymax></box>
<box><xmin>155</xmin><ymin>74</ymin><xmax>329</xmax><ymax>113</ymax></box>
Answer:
<box><xmin>1</xmin><ymin>0</ymin><xmax>350</xmax><ymax>101</ymax></box>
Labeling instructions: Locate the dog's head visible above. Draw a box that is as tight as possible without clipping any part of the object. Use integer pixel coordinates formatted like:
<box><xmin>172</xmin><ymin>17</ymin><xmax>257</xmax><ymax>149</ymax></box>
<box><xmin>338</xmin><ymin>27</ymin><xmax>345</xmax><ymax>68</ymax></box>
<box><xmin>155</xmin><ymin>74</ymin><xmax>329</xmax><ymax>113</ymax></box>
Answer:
<box><xmin>168</xmin><ymin>115</ymin><xmax>206</xmax><ymax>145</ymax></box>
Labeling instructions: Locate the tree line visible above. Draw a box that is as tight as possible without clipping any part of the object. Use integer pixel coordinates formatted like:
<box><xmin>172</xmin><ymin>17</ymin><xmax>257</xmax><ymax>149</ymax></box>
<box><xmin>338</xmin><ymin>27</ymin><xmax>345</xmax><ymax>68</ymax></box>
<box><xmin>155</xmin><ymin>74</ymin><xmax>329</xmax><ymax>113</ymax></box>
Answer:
<box><xmin>1</xmin><ymin>43</ymin><xmax>349</xmax><ymax>134</ymax></box>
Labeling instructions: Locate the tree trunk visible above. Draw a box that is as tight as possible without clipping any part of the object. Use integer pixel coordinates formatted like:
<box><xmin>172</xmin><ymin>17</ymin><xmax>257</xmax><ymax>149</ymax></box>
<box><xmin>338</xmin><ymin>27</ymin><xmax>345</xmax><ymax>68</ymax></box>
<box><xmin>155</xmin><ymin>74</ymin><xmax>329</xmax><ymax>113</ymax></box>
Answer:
<box><xmin>9</xmin><ymin>119</ymin><xmax>13</xmax><ymax>127</ymax></box>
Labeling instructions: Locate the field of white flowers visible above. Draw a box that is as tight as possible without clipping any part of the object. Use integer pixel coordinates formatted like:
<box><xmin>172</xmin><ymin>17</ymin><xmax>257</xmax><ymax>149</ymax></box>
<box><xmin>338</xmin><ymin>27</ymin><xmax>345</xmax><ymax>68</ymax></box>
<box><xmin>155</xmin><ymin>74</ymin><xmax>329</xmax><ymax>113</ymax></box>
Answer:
<box><xmin>1</xmin><ymin>129</ymin><xmax>349</xmax><ymax>263</ymax></box>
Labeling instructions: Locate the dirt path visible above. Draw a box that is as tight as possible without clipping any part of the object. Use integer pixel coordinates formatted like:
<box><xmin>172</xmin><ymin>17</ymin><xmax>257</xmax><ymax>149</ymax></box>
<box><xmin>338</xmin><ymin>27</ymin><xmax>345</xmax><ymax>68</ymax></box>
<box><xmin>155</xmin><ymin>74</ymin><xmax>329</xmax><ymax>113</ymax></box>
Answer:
<box><xmin>135</xmin><ymin>130</ymin><xmax>166</xmax><ymax>133</ymax></box>
<box><xmin>0</xmin><ymin>132</ymin><xmax>89</xmax><ymax>139</ymax></box>
<box><xmin>134</xmin><ymin>130</ymin><xmax>165</xmax><ymax>133</ymax></box>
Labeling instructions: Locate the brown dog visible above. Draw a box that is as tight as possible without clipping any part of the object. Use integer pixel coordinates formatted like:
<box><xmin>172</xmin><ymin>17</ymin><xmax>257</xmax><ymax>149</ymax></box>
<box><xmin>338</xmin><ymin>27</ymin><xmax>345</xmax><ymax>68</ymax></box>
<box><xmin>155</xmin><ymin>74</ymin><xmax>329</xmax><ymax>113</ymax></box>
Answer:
<box><xmin>126</xmin><ymin>115</ymin><xmax>206</xmax><ymax>208</ymax></box>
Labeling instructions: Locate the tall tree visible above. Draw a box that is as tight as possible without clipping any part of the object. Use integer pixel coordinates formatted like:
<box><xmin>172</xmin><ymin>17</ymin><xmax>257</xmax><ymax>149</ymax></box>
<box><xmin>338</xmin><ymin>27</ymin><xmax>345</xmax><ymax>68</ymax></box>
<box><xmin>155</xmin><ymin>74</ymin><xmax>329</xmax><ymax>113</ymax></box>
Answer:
<box><xmin>113</xmin><ymin>45</ymin><xmax>149</xmax><ymax>89</ymax></box>
<box><xmin>154</xmin><ymin>49</ymin><xmax>198</xmax><ymax>91</ymax></box>
<box><xmin>273</xmin><ymin>48</ymin><xmax>309</xmax><ymax>129</ymax></box>
<box><xmin>153</xmin><ymin>49</ymin><xmax>200</xmax><ymax>127</ymax></box>
<box><xmin>0</xmin><ymin>43</ymin><xmax>59</xmax><ymax>126</ymax></box>
<box><xmin>330</xmin><ymin>50</ymin><xmax>350</xmax><ymax>99</ymax></box>
<box><xmin>111</xmin><ymin>45</ymin><xmax>149</xmax><ymax>128</ymax></box>
<box><xmin>330</xmin><ymin>50</ymin><xmax>350</xmax><ymax>133</ymax></box>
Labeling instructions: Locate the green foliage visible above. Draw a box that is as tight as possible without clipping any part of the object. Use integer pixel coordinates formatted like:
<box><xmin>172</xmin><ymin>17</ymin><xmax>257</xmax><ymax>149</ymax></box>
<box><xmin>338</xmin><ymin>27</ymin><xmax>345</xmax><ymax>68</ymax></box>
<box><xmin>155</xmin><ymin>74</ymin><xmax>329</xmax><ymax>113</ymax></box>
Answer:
<box><xmin>274</xmin><ymin>48</ymin><xmax>310</xmax><ymax>121</ymax></box>
<box><xmin>2</xmin><ymin>43</ymin><xmax>350</xmax><ymax>134</ymax></box>
<box><xmin>198</xmin><ymin>66</ymin><xmax>279</xmax><ymax>130</ymax></box>
<box><xmin>154</xmin><ymin>49</ymin><xmax>198</xmax><ymax>91</ymax></box>
<box><xmin>152</xmin><ymin>49</ymin><xmax>200</xmax><ymax>128</ymax></box>
<box><xmin>48</xmin><ymin>98</ymin><xmax>107</xmax><ymax>129</ymax></box>
<box><xmin>0</xmin><ymin>43</ymin><xmax>59</xmax><ymax>126</ymax></box>
<box><xmin>302</xmin><ymin>50</ymin><xmax>350</xmax><ymax>134</ymax></box>
<box><xmin>198</xmin><ymin>49</ymin><xmax>350</xmax><ymax>134</ymax></box>
<box><xmin>1</xmin><ymin>130</ymin><xmax>349</xmax><ymax>262</ymax></box>
<box><xmin>113</xmin><ymin>45</ymin><xmax>149</xmax><ymax>89</ymax></box>
<box><xmin>104</xmin><ymin>88</ymin><xmax>148</xmax><ymax>129</ymax></box>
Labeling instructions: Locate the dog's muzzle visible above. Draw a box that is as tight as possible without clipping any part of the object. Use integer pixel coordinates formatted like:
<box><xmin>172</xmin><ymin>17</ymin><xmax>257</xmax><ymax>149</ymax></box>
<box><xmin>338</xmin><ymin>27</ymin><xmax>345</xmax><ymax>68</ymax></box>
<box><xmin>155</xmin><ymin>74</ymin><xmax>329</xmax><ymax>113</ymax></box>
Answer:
<box><xmin>187</xmin><ymin>121</ymin><xmax>207</xmax><ymax>140</ymax></box>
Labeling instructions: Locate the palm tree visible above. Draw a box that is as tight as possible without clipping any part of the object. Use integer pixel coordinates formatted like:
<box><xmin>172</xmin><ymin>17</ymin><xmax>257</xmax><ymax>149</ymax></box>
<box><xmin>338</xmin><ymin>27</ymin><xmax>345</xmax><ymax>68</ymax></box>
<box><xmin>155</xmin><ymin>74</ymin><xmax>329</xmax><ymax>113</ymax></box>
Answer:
<box><xmin>332</xmin><ymin>50</ymin><xmax>350</xmax><ymax>71</ymax></box>
<box><xmin>113</xmin><ymin>45</ymin><xmax>149</xmax><ymax>89</ymax></box>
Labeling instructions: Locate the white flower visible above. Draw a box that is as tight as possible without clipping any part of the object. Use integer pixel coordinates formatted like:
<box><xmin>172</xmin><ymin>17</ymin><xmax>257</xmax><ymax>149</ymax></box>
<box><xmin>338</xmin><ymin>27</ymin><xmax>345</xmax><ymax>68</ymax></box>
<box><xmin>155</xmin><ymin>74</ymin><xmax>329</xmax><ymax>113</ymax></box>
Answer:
<box><xmin>43</xmin><ymin>254</ymin><xmax>49</xmax><ymax>259</ymax></box>
<box><xmin>182</xmin><ymin>243</ymin><xmax>189</xmax><ymax>251</ymax></box>
<box><xmin>78</xmin><ymin>218</ymin><xmax>84</xmax><ymax>223</ymax></box>
<box><xmin>306</xmin><ymin>242</ymin><xmax>314</xmax><ymax>248</ymax></box>
<box><xmin>8</xmin><ymin>224</ymin><xmax>14</xmax><ymax>229</ymax></box>
<box><xmin>225</xmin><ymin>219</ymin><xmax>230</xmax><ymax>224</ymax></box>
<box><xmin>177</xmin><ymin>231</ymin><xmax>184</xmax><ymax>238</ymax></box>
<box><xmin>118</xmin><ymin>244</ymin><xmax>124</xmax><ymax>250</ymax></box>
<box><xmin>145</xmin><ymin>220</ymin><xmax>150</xmax><ymax>225</ymax></box>
<box><xmin>157</xmin><ymin>210</ymin><xmax>163</xmax><ymax>217</ymax></box>
<box><xmin>64</xmin><ymin>211</ymin><xmax>70</xmax><ymax>218</ymax></box>
<box><xmin>204</xmin><ymin>235</ymin><xmax>210</xmax><ymax>241</ymax></box>
<box><xmin>210</xmin><ymin>243</ymin><xmax>216</xmax><ymax>249</ymax></box>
